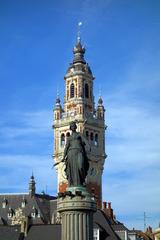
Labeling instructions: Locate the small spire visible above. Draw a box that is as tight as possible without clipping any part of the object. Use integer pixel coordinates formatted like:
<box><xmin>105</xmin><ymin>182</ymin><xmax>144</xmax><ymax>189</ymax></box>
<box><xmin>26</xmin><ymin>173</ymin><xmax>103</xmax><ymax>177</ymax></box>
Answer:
<box><xmin>56</xmin><ymin>86</ymin><xmax>59</xmax><ymax>99</ymax></box>
<box><xmin>98</xmin><ymin>96</ymin><xmax>103</xmax><ymax>105</ymax></box>
<box><xmin>98</xmin><ymin>85</ymin><xmax>102</xmax><ymax>98</ymax></box>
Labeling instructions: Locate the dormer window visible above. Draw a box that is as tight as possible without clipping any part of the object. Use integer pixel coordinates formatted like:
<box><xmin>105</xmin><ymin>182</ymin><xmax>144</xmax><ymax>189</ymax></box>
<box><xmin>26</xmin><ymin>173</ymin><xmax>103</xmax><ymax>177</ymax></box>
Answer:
<box><xmin>2</xmin><ymin>198</ymin><xmax>7</xmax><ymax>208</ymax></box>
<box><xmin>31</xmin><ymin>206</ymin><xmax>37</xmax><ymax>218</ymax></box>
<box><xmin>70</xmin><ymin>83</ymin><xmax>75</xmax><ymax>98</ymax></box>
<box><xmin>21</xmin><ymin>198</ymin><xmax>26</xmax><ymax>208</ymax></box>
<box><xmin>37</xmin><ymin>210</ymin><xmax>41</xmax><ymax>218</ymax></box>
<box><xmin>94</xmin><ymin>228</ymin><xmax>100</xmax><ymax>240</ymax></box>
<box><xmin>8</xmin><ymin>208</ymin><xmax>14</xmax><ymax>218</ymax></box>
<box><xmin>31</xmin><ymin>212</ymin><xmax>36</xmax><ymax>218</ymax></box>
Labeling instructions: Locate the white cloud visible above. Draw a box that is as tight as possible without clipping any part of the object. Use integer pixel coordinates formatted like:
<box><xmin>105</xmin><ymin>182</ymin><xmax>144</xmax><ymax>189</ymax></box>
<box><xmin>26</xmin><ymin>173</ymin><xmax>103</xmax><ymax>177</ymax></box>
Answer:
<box><xmin>101</xmin><ymin>50</ymin><xmax>160</xmax><ymax>229</ymax></box>
<box><xmin>0</xmin><ymin>154</ymin><xmax>57</xmax><ymax>195</ymax></box>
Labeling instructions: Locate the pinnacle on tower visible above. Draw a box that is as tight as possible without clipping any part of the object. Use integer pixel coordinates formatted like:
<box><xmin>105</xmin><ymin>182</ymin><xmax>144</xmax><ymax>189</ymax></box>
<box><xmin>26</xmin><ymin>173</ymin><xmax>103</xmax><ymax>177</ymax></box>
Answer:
<box><xmin>96</xmin><ymin>96</ymin><xmax>105</xmax><ymax>119</ymax></box>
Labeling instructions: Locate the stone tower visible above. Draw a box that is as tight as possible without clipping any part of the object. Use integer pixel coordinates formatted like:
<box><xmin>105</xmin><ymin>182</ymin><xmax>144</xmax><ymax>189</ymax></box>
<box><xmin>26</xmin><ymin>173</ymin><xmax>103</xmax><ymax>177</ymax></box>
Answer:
<box><xmin>53</xmin><ymin>38</ymin><xmax>106</xmax><ymax>208</ymax></box>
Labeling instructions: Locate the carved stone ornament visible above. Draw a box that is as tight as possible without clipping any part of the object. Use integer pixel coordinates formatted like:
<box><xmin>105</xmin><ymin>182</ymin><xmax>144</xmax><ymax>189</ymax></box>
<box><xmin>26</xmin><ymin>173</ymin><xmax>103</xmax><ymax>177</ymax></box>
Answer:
<box><xmin>11</xmin><ymin>208</ymin><xmax>26</xmax><ymax>225</ymax></box>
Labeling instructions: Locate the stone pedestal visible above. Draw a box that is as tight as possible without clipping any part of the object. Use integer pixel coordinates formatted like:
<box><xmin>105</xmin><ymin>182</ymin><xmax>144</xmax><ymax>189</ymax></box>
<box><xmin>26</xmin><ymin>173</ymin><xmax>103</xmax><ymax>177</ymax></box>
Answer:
<box><xmin>57</xmin><ymin>187</ymin><xmax>97</xmax><ymax>240</ymax></box>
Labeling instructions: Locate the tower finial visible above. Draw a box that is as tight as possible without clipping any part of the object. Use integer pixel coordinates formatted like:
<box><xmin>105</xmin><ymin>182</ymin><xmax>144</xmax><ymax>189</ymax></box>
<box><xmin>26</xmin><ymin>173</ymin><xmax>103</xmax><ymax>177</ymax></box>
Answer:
<box><xmin>56</xmin><ymin>86</ymin><xmax>59</xmax><ymax>99</ymax></box>
<box><xmin>77</xmin><ymin>22</ymin><xmax>82</xmax><ymax>42</ymax></box>
<box><xmin>99</xmin><ymin>85</ymin><xmax>102</xmax><ymax>98</ymax></box>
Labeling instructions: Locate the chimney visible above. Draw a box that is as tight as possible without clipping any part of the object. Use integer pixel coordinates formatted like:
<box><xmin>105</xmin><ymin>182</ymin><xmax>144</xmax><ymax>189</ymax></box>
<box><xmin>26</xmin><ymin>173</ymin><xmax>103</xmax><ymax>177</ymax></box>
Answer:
<box><xmin>103</xmin><ymin>202</ymin><xmax>107</xmax><ymax>209</ymax></box>
<box><xmin>107</xmin><ymin>202</ymin><xmax>113</xmax><ymax>219</ymax></box>
<box><xmin>146</xmin><ymin>226</ymin><xmax>152</xmax><ymax>233</ymax></box>
<box><xmin>108</xmin><ymin>202</ymin><xmax>111</xmax><ymax>209</ymax></box>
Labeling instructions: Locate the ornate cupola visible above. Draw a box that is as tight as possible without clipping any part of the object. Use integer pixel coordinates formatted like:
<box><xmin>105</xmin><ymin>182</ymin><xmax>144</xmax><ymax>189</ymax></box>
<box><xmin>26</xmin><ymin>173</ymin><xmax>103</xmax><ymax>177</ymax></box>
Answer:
<box><xmin>53</xmin><ymin>27</ymin><xmax>107</xmax><ymax>208</ymax></box>
<box><xmin>73</xmin><ymin>40</ymin><xmax>86</xmax><ymax>64</ymax></box>
<box><xmin>29</xmin><ymin>174</ymin><xmax>36</xmax><ymax>197</ymax></box>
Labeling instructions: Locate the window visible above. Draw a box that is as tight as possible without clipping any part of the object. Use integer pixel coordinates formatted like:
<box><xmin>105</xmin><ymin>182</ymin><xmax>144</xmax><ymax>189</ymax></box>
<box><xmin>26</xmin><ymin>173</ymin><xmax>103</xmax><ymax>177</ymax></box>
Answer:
<box><xmin>66</xmin><ymin>132</ymin><xmax>70</xmax><ymax>137</ymax></box>
<box><xmin>8</xmin><ymin>208</ymin><xmax>13</xmax><ymax>218</ymax></box>
<box><xmin>2</xmin><ymin>199</ymin><xmax>7</xmax><ymax>208</ymax></box>
<box><xmin>90</xmin><ymin>132</ymin><xmax>94</xmax><ymax>142</ymax></box>
<box><xmin>37</xmin><ymin>211</ymin><xmax>41</xmax><ymax>218</ymax></box>
<box><xmin>31</xmin><ymin>212</ymin><xmax>36</xmax><ymax>218</ymax></box>
<box><xmin>61</xmin><ymin>134</ymin><xmax>65</xmax><ymax>147</ymax></box>
<box><xmin>85</xmin><ymin>83</ymin><xmax>89</xmax><ymax>98</ymax></box>
<box><xmin>8</xmin><ymin>213</ymin><xmax>13</xmax><ymax>218</ymax></box>
<box><xmin>70</xmin><ymin>83</ymin><xmax>75</xmax><ymax>98</ymax></box>
<box><xmin>95</xmin><ymin>134</ymin><xmax>98</xmax><ymax>146</ymax></box>
<box><xmin>22</xmin><ymin>201</ymin><xmax>26</xmax><ymax>208</ymax></box>
<box><xmin>86</xmin><ymin>131</ymin><xmax>89</xmax><ymax>140</ymax></box>
<box><xmin>31</xmin><ymin>207</ymin><xmax>37</xmax><ymax>218</ymax></box>
<box><xmin>94</xmin><ymin>228</ymin><xmax>100</xmax><ymax>240</ymax></box>
<box><xmin>2</xmin><ymin>202</ymin><xmax>6</xmax><ymax>208</ymax></box>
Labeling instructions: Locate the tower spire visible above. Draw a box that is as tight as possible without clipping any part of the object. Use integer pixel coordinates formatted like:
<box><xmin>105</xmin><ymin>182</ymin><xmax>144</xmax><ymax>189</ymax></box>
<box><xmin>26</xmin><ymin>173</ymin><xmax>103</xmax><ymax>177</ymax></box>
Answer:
<box><xmin>77</xmin><ymin>22</ymin><xmax>82</xmax><ymax>43</ymax></box>
<box><xmin>29</xmin><ymin>174</ymin><xmax>36</xmax><ymax>197</ymax></box>
<box><xmin>73</xmin><ymin>23</ymin><xmax>86</xmax><ymax>64</ymax></box>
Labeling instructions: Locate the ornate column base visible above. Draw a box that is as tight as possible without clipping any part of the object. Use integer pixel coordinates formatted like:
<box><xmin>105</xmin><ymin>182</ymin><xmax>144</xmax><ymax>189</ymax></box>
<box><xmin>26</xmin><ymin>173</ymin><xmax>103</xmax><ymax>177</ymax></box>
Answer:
<box><xmin>57</xmin><ymin>186</ymin><xmax>97</xmax><ymax>240</ymax></box>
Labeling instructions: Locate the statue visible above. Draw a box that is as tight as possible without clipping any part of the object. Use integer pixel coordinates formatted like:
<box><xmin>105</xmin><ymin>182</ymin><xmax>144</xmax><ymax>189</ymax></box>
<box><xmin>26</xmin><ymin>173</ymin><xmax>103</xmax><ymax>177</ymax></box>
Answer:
<box><xmin>62</xmin><ymin>122</ymin><xmax>89</xmax><ymax>187</ymax></box>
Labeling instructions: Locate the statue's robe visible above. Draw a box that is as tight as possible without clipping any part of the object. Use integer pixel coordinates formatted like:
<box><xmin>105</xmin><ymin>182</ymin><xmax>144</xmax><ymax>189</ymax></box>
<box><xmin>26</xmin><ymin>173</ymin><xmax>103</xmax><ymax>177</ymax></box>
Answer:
<box><xmin>63</xmin><ymin>132</ymin><xmax>89</xmax><ymax>187</ymax></box>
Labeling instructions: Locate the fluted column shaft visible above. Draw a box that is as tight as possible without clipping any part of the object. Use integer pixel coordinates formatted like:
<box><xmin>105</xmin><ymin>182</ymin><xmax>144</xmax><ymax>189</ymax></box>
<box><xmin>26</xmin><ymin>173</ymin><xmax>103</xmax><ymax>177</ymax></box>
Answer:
<box><xmin>57</xmin><ymin>187</ymin><xmax>97</xmax><ymax>240</ymax></box>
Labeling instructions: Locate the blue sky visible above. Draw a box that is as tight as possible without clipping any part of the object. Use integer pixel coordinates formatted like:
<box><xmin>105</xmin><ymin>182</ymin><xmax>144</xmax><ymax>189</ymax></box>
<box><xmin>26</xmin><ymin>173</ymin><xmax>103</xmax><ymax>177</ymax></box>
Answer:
<box><xmin>0</xmin><ymin>0</ymin><xmax>160</xmax><ymax>231</ymax></box>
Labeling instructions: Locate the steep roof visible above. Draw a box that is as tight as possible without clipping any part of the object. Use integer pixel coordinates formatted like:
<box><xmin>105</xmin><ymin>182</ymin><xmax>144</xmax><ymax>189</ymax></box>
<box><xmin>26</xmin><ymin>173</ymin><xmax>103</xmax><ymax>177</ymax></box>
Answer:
<box><xmin>25</xmin><ymin>224</ymin><xmax>61</xmax><ymax>240</ymax></box>
<box><xmin>0</xmin><ymin>193</ymin><xmax>56</xmax><ymax>224</ymax></box>
<box><xmin>94</xmin><ymin>210</ymin><xmax>121</xmax><ymax>240</ymax></box>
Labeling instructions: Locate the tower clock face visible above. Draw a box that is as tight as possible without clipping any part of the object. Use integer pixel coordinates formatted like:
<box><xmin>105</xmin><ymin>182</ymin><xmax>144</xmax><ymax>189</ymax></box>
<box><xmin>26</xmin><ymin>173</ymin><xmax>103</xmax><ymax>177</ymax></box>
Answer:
<box><xmin>70</xmin><ymin>111</ymin><xmax>75</xmax><ymax>117</ymax></box>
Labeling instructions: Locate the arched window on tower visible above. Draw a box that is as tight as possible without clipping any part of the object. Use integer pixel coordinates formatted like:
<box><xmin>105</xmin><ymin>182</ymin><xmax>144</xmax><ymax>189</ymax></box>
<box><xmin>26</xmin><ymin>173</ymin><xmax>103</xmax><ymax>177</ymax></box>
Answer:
<box><xmin>90</xmin><ymin>132</ymin><xmax>94</xmax><ymax>144</ymax></box>
<box><xmin>86</xmin><ymin>131</ymin><xmax>89</xmax><ymax>140</ymax></box>
<box><xmin>61</xmin><ymin>133</ymin><xmax>65</xmax><ymax>147</ymax></box>
<box><xmin>66</xmin><ymin>132</ymin><xmax>70</xmax><ymax>138</ymax></box>
<box><xmin>95</xmin><ymin>134</ymin><xmax>98</xmax><ymax>146</ymax></box>
<box><xmin>85</xmin><ymin>83</ymin><xmax>89</xmax><ymax>98</ymax></box>
<box><xmin>70</xmin><ymin>83</ymin><xmax>75</xmax><ymax>98</ymax></box>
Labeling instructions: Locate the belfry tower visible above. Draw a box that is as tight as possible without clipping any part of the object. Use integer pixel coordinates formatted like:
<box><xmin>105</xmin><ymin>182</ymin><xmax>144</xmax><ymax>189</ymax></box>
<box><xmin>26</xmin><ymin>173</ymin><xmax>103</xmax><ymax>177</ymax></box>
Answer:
<box><xmin>53</xmin><ymin>36</ymin><xmax>106</xmax><ymax>208</ymax></box>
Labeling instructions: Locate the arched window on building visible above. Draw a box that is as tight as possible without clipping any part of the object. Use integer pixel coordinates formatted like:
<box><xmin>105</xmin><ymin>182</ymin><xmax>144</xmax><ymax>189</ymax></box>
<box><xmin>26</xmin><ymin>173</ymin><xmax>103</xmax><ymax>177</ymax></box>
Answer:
<box><xmin>95</xmin><ymin>134</ymin><xmax>98</xmax><ymax>146</ymax></box>
<box><xmin>90</xmin><ymin>132</ymin><xmax>94</xmax><ymax>143</ymax></box>
<box><xmin>66</xmin><ymin>132</ymin><xmax>70</xmax><ymax>138</ymax></box>
<box><xmin>85</xmin><ymin>83</ymin><xmax>89</xmax><ymax>98</ymax></box>
<box><xmin>61</xmin><ymin>133</ymin><xmax>65</xmax><ymax>147</ymax></box>
<box><xmin>86</xmin><ymin>131</ymin><xmax>89</xmax><ymax>140</ymax></box>
<box><xmin>70</xmin><ymin>83</ymin><xmax>75</xmax><ymax>98</ymax></box>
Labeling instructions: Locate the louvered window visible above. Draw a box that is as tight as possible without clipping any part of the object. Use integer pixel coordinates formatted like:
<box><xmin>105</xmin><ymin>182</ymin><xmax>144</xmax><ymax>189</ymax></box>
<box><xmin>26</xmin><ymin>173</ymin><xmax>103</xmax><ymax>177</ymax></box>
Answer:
<box><xmin>70</xmin><ymin>83</ymin><xmax>75</xmax><ymax>98</ymax></box>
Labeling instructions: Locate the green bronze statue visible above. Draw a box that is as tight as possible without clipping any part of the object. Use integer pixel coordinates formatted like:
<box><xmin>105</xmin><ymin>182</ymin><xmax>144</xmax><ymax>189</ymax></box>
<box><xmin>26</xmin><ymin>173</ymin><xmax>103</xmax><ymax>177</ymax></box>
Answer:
<box><xmin>62</xmin><ymin>122</ymin><xmax>89</xmax><ymax>187</ymax></box>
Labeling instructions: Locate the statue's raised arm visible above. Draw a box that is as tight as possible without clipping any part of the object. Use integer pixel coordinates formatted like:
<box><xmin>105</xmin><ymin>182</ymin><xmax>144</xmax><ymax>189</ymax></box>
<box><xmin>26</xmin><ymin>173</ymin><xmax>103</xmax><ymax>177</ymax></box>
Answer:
<box><xmin>63</xmin><ymin>122</ymin><xmax>89</xmax><ymax>187</ymax></box>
